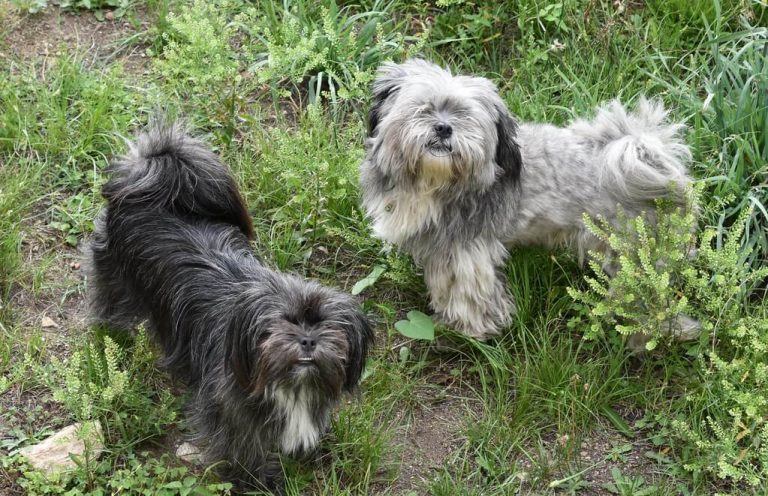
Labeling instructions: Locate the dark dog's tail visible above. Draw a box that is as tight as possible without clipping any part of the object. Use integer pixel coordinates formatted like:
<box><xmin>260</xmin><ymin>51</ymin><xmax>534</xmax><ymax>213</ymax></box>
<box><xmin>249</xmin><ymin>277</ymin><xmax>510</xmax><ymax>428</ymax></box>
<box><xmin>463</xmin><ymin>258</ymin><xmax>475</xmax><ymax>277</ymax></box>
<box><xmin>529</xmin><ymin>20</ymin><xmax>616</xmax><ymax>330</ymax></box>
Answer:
<box><xmin>102</xmin><ymin>119</ymin><xmax>253</xmax><ymax>238</ymax></box>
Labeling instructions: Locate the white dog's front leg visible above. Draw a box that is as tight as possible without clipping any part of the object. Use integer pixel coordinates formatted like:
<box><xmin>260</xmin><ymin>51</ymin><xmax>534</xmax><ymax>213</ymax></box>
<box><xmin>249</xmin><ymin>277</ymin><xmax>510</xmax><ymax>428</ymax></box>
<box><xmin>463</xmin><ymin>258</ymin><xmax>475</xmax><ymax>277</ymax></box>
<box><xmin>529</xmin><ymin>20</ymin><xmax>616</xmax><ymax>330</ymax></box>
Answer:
<box><xmin>423</xmin><ymin>239</ymin><xmax>515</xmax><ymax>340</ymax></box>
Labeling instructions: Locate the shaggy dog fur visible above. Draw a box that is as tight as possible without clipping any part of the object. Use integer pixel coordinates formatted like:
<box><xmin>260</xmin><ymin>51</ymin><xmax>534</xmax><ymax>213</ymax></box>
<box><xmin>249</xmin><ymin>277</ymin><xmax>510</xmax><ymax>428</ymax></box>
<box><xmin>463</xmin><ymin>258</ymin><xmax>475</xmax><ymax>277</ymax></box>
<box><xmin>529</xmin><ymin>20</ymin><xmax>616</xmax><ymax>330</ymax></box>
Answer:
<box><xmin>86</xmin><ymin>121</ymin><xmax>374</xmax><ymax>492</ymax></box>
<box><xmin>360</xmin><ymin>59</ymin><xmax>696</xmax><ymax>343</ymax></box>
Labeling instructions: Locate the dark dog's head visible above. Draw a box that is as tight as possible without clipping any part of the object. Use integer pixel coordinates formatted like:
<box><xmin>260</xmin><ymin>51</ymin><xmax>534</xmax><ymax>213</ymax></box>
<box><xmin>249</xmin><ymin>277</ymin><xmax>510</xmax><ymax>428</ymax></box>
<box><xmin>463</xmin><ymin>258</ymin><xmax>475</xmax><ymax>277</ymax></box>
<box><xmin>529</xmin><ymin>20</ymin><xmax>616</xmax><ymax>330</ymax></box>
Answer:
<box><xmin>226</xmin><ymin>279</ymin><xmax>374</xmax><ymax>400</ymax></box>
<box><xmin>366</xmin><ymin>59</ymin><xmax>522</xmax><ymax>191</ymax></box>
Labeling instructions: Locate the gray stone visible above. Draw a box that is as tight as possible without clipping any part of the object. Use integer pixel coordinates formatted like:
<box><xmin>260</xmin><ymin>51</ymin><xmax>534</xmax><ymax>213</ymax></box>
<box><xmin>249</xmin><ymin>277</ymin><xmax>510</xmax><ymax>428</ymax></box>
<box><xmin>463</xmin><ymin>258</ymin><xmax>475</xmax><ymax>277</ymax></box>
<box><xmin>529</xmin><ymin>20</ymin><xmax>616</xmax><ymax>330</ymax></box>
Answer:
<box><xmin>19</xmin><ymin>421</ymin><xmax>103</xmax><ymax>474</ymax></box>
<box><xmin>175</xmin><ymin>441</ymin><xmax>203</xmax><ymax>464</ymax></box>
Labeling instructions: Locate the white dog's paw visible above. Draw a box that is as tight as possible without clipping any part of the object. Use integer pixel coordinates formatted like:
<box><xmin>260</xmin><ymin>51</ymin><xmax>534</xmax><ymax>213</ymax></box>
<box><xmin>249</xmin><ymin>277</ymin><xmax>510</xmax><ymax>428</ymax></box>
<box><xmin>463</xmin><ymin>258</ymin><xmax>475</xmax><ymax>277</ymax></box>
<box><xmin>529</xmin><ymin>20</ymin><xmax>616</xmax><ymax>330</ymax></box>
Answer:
<box><xmin>669</xmin><ymin>313</ymin><xmax>701</xmax><ymax>341</ymax></box>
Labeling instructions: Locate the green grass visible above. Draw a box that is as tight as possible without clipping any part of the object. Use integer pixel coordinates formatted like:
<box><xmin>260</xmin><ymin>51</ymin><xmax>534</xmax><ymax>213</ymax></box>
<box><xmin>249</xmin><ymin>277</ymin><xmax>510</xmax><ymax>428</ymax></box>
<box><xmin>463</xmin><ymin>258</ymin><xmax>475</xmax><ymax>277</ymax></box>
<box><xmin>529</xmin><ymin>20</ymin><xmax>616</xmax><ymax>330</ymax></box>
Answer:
<box><xmin>1</xmin><ymin>0</ymin><xmax>768</xmax><ymax>494</ymax></box>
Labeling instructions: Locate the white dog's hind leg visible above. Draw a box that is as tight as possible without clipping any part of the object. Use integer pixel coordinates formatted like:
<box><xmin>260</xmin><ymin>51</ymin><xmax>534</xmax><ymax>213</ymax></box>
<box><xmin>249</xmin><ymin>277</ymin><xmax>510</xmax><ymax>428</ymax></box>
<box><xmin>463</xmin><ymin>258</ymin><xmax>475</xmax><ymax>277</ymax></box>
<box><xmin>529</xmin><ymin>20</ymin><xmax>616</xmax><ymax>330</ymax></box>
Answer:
<box><xmin>627</xmin><ymin>313</ymin><xmax>702</xmax><ymax>352</ymax></box>
<box><xmin>423</xmin><ymin>239</ymin><xmax>515</xmax><ymax>340</ymax></box>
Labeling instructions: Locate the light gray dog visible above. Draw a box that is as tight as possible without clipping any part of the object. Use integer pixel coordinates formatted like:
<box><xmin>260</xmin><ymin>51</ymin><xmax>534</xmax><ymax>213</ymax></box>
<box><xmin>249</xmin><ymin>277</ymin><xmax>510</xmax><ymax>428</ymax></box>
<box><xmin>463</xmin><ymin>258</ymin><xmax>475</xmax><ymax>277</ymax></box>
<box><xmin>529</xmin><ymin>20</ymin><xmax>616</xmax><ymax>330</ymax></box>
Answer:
<box><xmin>360</xmin><ymin>59</ymin><xmax>695</xmax><ymax>342</ymax></box>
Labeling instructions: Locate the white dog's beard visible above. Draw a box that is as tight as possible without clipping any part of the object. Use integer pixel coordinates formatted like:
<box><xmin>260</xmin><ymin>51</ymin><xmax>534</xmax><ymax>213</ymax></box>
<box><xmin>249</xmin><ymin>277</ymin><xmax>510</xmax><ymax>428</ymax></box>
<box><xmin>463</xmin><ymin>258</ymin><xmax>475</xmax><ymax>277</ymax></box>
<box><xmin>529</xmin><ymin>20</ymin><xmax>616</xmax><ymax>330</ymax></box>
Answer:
<box><xmin>419</xmin><ymin>151</ymin><xmax>454</xmax><ymax>185</ymax></box>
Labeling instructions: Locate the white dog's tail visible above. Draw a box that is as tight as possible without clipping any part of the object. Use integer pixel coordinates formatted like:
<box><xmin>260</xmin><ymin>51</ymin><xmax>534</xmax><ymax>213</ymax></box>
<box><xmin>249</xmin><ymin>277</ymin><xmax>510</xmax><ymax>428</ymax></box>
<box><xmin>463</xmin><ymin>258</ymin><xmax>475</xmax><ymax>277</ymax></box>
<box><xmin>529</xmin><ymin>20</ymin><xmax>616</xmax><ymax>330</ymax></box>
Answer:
<box><xmin>572</xmin><ymin>98</ymin><xmax>692</xmax><ymax>204</ymax></box>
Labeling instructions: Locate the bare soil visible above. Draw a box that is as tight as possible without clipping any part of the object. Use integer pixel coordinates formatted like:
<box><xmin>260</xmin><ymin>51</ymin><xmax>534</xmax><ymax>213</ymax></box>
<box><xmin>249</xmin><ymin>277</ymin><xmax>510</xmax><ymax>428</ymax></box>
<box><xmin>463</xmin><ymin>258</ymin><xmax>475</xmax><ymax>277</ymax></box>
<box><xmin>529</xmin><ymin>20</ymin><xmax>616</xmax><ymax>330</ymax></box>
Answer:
<box><xmin>0</xmin><ymin>5</ymin><xmax>149</xmax><ymax>74</ymax></box>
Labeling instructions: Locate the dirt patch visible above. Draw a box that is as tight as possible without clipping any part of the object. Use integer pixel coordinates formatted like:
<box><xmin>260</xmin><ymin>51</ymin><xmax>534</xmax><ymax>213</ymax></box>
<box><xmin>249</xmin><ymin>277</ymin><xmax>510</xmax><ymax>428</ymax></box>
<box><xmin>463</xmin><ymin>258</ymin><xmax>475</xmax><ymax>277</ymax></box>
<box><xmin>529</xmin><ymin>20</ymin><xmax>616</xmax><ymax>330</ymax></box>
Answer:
<box><xmin>391</xmin><ymin>394</ymin><xmax>468</xmax><ymax>493</ymax></box>
<box><xmin>568</xmin><ymin>430</ymin><xmax>663</xmax><ymax>495</ymax></box>
<box><xmin>9</xmin><ymin>202</ymin><xmax>88</xmax><ymax>347</ymax></box>
<box><xmin>0</xmin><ymin>6</ymin><xmax>149</xmax><ymax>74</ymax></box>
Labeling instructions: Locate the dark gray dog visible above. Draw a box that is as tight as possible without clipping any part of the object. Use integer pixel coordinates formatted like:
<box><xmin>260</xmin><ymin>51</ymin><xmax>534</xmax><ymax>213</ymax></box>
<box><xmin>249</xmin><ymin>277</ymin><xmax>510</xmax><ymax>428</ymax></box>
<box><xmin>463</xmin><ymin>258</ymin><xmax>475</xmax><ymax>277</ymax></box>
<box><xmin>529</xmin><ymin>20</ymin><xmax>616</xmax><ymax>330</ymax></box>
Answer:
<box><xmin>87</xmin><ymin>121</ymin><xmax>374</xmax><ymax>492</ymax></box>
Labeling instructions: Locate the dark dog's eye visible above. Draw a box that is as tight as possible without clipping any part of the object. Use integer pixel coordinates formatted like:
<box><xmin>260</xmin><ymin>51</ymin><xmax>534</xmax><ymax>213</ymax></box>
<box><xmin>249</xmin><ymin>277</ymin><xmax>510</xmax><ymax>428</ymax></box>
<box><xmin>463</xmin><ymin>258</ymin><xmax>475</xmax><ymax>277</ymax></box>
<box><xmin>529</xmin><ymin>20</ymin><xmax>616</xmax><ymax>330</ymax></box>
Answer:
<box><xmin>283</xmin><ymin>314</ymin><xmax>299</xmax><ymax>325</ymax></box>
<box><xmin>301</xmin><ymin>309</ymin><xmax>321</xmax><ymax>326</ymax></box>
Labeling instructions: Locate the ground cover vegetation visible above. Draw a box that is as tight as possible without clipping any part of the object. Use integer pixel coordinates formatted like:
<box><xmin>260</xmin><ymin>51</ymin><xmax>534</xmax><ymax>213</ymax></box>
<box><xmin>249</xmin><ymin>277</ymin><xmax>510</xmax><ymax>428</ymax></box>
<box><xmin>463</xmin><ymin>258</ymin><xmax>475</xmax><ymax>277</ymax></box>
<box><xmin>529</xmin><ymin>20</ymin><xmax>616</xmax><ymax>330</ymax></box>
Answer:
<box><xmin>1</xmin><ymin>0</ymin><xmax>767</xmax><ymax>493</ymax></box>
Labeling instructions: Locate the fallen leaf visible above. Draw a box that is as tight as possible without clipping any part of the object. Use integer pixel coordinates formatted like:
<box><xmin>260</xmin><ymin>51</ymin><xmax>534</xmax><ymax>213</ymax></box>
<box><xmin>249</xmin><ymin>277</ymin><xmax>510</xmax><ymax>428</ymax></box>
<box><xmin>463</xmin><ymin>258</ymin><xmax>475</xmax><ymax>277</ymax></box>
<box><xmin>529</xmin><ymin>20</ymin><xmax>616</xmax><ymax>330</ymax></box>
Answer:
<box><xmin>41</xmin><ymin>316</ymin><xmax>58</xmax><ymax>328</ymax></box>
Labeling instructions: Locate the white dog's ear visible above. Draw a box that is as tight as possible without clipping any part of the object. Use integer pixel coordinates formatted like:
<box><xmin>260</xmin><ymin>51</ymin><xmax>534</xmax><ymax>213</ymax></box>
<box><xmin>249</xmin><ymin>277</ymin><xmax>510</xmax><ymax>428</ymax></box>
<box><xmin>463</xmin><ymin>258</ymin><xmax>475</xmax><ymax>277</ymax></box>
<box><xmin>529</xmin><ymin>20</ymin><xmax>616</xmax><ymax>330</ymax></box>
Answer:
<box><xmin>368</xmin><ymin>62</ymin><xmax>408</xmax><ymax>136</ymax></box>
<box><xmin>495</xmin><ymin>105</ymin><xmax>523</xmax><ymax>186</ymax></box>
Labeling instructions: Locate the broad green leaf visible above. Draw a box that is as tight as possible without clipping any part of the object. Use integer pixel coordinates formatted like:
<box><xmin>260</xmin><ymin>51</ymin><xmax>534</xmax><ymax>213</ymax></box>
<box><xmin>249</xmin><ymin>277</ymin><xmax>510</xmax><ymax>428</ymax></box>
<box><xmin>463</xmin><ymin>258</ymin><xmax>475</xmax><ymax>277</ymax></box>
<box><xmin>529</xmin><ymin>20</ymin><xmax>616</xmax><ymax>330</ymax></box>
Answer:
<box><xmin>601</xmin><ymin>405</ymin><xmax>634</xmax><ymax>438</ymax></box>
<box><xmin>394</xmin><ymin>311</ymin><xmax>435</xmax><ymax>341</ymax></box>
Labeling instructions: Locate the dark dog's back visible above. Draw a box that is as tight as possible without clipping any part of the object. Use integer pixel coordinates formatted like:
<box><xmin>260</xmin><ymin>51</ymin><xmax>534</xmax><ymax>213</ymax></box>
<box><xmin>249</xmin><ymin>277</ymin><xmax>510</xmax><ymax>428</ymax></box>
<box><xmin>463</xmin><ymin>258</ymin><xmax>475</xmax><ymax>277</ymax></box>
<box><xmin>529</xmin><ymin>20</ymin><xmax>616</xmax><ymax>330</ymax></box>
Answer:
<box><xmin>86</xmin><ymin>121</ymin><xmax>257</xmax><ymax>376</ymax></box>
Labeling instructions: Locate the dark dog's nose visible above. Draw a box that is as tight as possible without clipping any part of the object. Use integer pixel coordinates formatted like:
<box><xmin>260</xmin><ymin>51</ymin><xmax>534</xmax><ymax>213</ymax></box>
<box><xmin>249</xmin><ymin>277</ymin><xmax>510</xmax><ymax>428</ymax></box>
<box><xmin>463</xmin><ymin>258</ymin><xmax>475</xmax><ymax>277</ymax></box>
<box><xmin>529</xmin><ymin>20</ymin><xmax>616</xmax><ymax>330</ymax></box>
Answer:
<box><xmin>434</xmin><ymin>122</ymin><xmax>452</xmax><ymax>139</ymax></box>
<box><xmin>299</xmin><ymin>336</ymin><xmax>316</xmax><ymax>354</ymax></box>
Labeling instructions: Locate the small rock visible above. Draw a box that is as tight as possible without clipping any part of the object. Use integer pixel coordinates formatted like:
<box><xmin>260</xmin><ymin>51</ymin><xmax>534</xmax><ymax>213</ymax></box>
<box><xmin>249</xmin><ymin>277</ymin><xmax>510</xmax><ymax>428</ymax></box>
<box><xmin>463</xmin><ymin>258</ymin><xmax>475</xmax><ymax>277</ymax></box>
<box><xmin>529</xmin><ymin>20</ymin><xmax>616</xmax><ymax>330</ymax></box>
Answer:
<box><xmin>104</xmin><ymin>11</ymin><xmax>114</xmax><ymax>21</ymax></box>
<box><xmin>19</xmin><ymin>421</ymin><xmax>103</xmax><ymax>475</ymax></box>
<box><xmin>176</xmin><ymin>442</ymin><xmax>203</xmax><ymax>464</ymax></box>
<box><xmin>41</xmin><ymin>316</ymin><xmax>58</xmax><ymax>328</ymax></box>
<box><xmin>70</xmin><ymin>262</ymin><xmax>81</xmax><ymax>270</ymax></box>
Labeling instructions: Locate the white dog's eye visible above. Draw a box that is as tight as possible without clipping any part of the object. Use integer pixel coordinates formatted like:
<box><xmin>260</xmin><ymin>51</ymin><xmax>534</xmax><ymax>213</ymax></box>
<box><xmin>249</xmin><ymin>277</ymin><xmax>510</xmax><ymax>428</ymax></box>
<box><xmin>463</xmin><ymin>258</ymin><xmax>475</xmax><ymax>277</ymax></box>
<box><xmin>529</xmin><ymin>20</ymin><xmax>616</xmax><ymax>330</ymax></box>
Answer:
<box><xmin>415</xmin><ymin>104</ymin><xmax>431</xmax><ymax>115</ymax></box>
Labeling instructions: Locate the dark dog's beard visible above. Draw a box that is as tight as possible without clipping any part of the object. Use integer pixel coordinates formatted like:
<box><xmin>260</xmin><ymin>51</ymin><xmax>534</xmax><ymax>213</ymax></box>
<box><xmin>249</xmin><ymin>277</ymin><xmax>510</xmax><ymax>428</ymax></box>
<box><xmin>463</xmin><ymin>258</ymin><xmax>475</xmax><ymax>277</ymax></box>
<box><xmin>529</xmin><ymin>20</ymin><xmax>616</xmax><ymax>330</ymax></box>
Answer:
<box><xmin>252</xmin><ymin>324</ymin><xmax>349</xmax><ymax>400</ymax></box>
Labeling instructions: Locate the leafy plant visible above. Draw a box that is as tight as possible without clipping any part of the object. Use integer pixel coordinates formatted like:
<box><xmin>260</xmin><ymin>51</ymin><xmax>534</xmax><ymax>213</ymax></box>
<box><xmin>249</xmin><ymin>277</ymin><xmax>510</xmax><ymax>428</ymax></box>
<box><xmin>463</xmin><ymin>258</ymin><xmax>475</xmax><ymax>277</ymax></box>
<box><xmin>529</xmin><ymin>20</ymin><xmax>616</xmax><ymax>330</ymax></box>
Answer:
<box><xmin>567</xmin><ymin>193</ymin><xmax>700</xmax><ymax>349</ymax></box>
<box><xmin>59</xmin><ymin>0</ymin><xmax>132</xmax><ymax>18</ymax></box>
<box><xmin>603</xmin><ymin>467</ymin><xmax>657</xmax><ymax>496</ymax></box>
<box><xmin>12</xmin><ymin>451</ymin><xmax>233</xmax><ymax>496</ymax></box>
<box><xmin>351</xmin><ymin>264</ymin><xmax>386</xmax><ymax>295</ymax></box>
<box><xmin>49</xmin><ymin>192</ymin><xmax>97</xmax><ymax>246</ymax></box>
<box><xmin>46</xmin><ymin>327</ymin><xmax>177</xmax><ymax>446</ymax></box>
<box><xmin>155</xmin><ymin>0</ymin><xmax>252</xmax><ymax>135</ymax></box>
<box><xmin>10</xmin><ymin>0</ymin><xmax>48</xmax><ymax>14</ymax></box>
<box><xmin>106</xmin><ymin>453</ymin><xmax>233</xmax><ymax>495</ymax></box>
<box><xmin>536</xmin><ymin>2</ymin><xmax>570</xmax><ymax>34</ymax></box>
<box><xmin>249</xmin><ymin>0</ymin><xmax>427</xmax><ymax>112</ymax></box>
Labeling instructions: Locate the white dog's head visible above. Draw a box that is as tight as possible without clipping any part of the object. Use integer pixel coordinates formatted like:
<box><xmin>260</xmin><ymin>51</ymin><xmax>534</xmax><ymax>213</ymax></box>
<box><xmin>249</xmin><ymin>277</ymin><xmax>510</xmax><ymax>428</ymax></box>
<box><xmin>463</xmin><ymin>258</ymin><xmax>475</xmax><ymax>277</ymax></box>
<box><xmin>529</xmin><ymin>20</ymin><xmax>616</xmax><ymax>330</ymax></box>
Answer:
<box><xmin>366</xmin><ymin>59</ymin><xmax>521</xmax><ymax>191</ymax></box>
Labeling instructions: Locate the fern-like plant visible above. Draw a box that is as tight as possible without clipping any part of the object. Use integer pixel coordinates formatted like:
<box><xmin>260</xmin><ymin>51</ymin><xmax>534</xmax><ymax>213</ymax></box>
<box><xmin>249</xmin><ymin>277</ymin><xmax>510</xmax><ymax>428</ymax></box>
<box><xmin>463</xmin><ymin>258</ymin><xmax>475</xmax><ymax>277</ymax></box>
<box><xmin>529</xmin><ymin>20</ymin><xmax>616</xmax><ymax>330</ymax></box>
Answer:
<box><xmin>568</xmin><ymin>190</ymin><xmax>768</xmax><ymax>485</ymax></box>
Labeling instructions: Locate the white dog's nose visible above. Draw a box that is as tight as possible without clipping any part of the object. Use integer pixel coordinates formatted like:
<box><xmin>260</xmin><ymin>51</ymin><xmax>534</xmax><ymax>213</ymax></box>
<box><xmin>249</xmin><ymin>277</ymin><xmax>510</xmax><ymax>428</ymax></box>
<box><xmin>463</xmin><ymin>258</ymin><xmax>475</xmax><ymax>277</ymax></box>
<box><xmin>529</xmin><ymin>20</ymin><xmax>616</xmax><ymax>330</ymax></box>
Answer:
<box><xmin>434</xmin><ymin>122</ymin><xmax>452</xmax><ymax>139</ymax></box>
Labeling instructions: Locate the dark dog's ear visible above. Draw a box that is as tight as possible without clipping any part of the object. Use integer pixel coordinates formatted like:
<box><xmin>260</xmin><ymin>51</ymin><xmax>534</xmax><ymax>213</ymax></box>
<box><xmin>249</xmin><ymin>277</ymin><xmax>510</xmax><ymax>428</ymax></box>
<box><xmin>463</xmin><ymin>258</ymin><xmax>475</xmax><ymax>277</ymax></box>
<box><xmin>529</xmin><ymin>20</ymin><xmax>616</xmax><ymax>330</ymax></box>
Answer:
<box><xmin>342</xmin><ymin>310</ymin><xmax>375</xmax><ymax>392</ymax></box>
<box><xmin>495</xmin><ymin>105</ymin><xmax>523</xmax><ymax>186</ymax></box>
<box><xmin>226</xmin><ymin>314</ymin><xmax>258</xmax><ymax>392</ymax></box>
<box><xmin>225</xmin><ymin>305</ymin><xmax>272</xmax><ymax>394</ymax></box>
<box><xmin>368</xmin><ymin>62</ymin><xmax>406</xmax><ymax>136</ymax></box>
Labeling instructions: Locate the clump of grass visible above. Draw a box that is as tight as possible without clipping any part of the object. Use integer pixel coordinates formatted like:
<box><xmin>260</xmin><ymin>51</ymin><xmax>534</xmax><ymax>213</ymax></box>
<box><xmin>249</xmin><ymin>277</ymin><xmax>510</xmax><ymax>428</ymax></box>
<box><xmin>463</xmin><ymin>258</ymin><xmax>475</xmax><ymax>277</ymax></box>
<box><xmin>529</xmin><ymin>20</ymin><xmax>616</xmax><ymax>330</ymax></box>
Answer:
<box><xmin>235</xmin><ymin>105</ymin><xmax>369</xmax><ymax>272</ymax></box>
<box><xmin>0</xmin><ymin>158</ymin><xmax>40</xmax><ymax>300</ymax></box>
<box><xmin>0</xmin><ymin>55</ymin><xmax>141</xmax><ymax>246</ymax></box>
<box><xmin>698</xmin><ymin>25</ymin><xmax>768</xmax><ymax>266</ymax></box>
<box><xmin>1</xmin><ymin>56</ymin><xmax>139</xmax><ymax>170</ymax></box>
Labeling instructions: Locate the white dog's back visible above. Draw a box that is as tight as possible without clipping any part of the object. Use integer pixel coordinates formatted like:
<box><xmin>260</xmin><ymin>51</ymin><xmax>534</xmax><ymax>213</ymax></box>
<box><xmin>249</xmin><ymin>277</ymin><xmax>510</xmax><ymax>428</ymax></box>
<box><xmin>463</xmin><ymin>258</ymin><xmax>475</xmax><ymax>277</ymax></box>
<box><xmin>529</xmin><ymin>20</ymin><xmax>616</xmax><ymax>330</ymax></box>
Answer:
<box><xmin>510</xmin><ymin>99</ymin><xmax>692</xmax><ymax>259</ymax></box>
